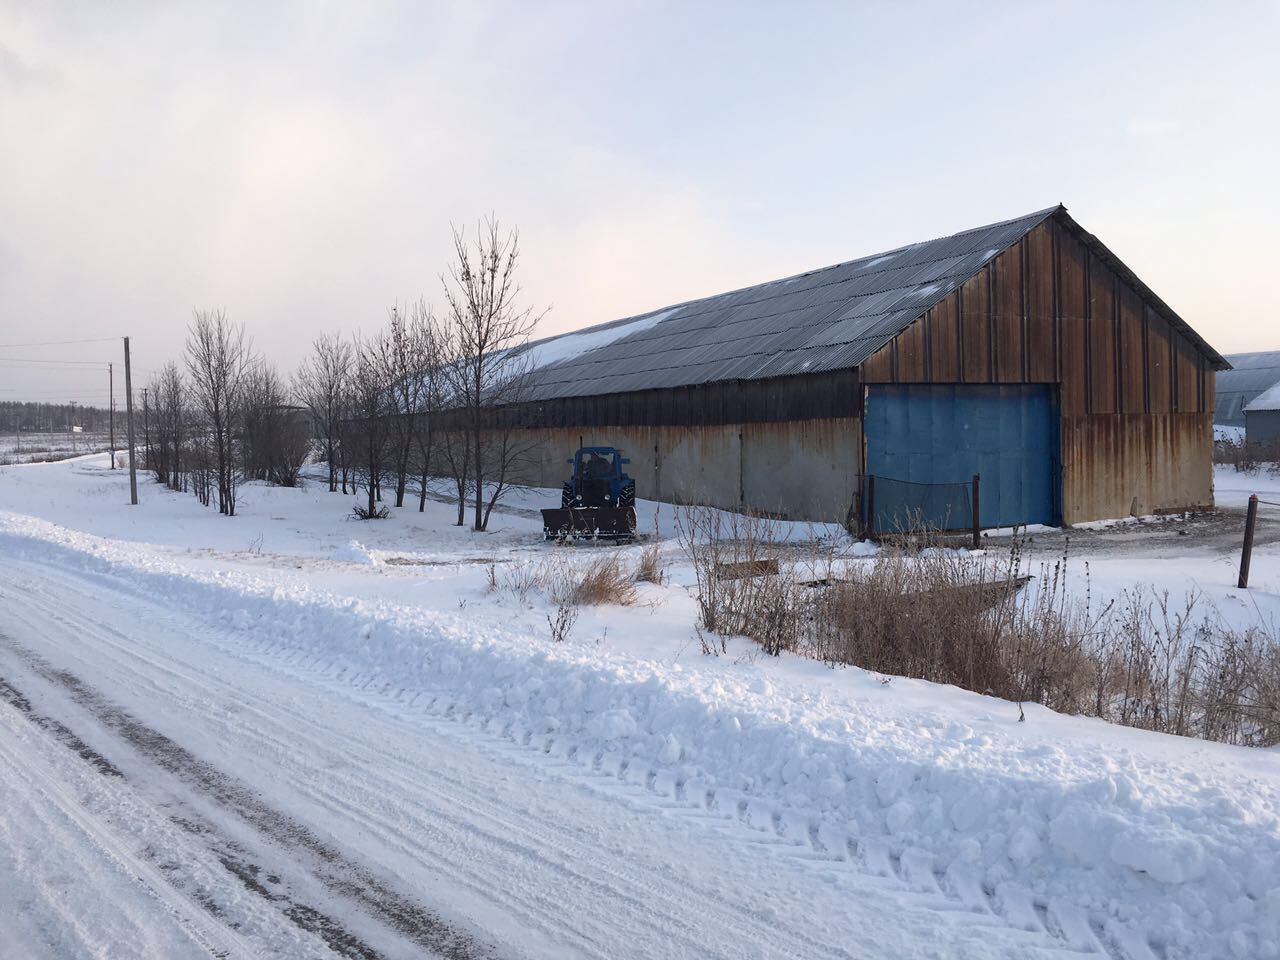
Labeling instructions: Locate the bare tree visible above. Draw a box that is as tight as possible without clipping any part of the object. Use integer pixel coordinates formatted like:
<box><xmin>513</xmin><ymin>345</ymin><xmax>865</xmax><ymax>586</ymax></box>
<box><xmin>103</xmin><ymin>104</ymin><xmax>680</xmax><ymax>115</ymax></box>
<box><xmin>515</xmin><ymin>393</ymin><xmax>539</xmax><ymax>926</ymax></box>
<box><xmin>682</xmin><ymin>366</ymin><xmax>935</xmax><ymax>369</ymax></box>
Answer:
<box><xmin>294</xmin><ymin>333</ymin><xmax>353</xmax><ymax>493</ymax></box>
<box><xmin>437</xmin><ymin>407</ymin><xmax>471</xmax><ymax>526</ymax></box>
<box><xmin>152</xmin><ymin>363</ymin><xmax>186</xmax><ymax>491</ymax></box>
<box><xmin>184</xmin><ymin>309</ymin><xmax>253</xmax><ymax>516</ymax></box>
<box><xmin>411</xmin><ymin>309</ymin><xmax>449</xmax><ymax>513</ymax></box>
<box><xmin>242</xmin><ymin>362</ymin><xmax>310</xmax><ymax>487</ymax></box>
<box><xmin>440</xmin><ymin>218</ymin><xmax>545</xmax><ymax>531</ymax></box>
<box><xmin>372</xmin><ymin>301</ymin><xmax>436</xmax><ymax>508</ymax></box>
<box><xmin>347</xmin><ymin>335</ymin><xmax>393</xmax><ymax>519</ymax></box>
<box><xmin>145</xmin><ymin>361</ymin><xmax>187</xmax><ymax>491</ymax></box>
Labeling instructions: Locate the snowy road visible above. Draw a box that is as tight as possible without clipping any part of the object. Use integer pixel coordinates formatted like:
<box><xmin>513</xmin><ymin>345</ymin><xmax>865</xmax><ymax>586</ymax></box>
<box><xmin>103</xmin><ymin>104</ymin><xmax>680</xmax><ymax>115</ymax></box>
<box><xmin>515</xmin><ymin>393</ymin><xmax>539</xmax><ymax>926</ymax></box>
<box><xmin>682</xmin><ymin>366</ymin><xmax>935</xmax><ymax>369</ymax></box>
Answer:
<box><xmin>0</xmin><ymin>553</ymin><xmax>1105</xmax><ymax>960</ymax></box>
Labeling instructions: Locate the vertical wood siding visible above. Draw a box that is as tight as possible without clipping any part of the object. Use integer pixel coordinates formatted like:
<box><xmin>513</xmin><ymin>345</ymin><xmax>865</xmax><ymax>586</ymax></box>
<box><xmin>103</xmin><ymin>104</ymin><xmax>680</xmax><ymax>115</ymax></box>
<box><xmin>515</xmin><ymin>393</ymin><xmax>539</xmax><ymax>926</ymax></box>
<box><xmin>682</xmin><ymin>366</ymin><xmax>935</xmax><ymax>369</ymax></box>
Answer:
<box><xmin>860</xmin><ymin>218</ymin><xmax>1215</xmax><ymax>522</ymax></box>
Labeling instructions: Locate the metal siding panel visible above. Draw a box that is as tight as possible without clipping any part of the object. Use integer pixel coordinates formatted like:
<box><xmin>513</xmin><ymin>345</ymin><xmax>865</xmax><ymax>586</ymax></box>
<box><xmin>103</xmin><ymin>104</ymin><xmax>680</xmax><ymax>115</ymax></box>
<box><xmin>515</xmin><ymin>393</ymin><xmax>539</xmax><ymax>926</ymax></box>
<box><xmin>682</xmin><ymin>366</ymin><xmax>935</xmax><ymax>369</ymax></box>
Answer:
<box><xmin>1146</xmin><ymin>304</ymin><xmax>1173</xmax><ymax>412</ymax></box>
<box><xmin>1027</xmin><ymin>223</ymin><xmax>1058</xmax><ymax>382</ymax></box>
<box><xmin>1088</xmin><ymin>252</ymin><xmax>1117</xmax><ymax>414</ymax></box>
<box><xmin>1119</xmin><ymin>287</ymin><xmax>1147</xmax><ymax>414</ymax></box>
<box><xmin>927</xmin><ymin>296</ymin><xmax>961</xmax><ymax>381</ymax></box>
<box><xmin>1176</xmin><ymin>333</ymin><xmax>1201</xmax><ymax>413</ymax></box>
<box><xmin>1057</xmin><ymin>224</ymin><xmax>1089</xmax><ymax>415</ymax></box>
<box><xmin>864</xmin><ymin>384</ymin><xmax>1057</xmax><ymax>528</ymax></box>
<box><xmin>993</xmin><ymin>245</ymin><xmax>1026</xmax><ymax>382</ymax></box>
<box><xmin>960</xmin><ymin>271</ymin><xmax>992</xmax><ymax>382</ymax></box>
<box><xmin>896</xmin><ymin>321</ymin><xmax>927</xmax><ymax>381</ymax></box>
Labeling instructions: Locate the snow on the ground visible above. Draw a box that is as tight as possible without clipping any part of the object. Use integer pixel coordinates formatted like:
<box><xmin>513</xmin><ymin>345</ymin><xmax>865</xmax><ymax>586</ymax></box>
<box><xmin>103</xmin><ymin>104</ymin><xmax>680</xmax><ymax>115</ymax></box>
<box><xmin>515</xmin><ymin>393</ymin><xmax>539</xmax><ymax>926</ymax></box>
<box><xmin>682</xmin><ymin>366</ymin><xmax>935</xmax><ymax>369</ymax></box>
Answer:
<box><xmin>1215</xmin><ymin>460</ymin><xmax>1280</xmax><ymax>510</ymax></box>
<box><xmin>1</xmin><ymin>455</ymin><xmax>1279</xmax><ymax>959</ymax></box>
<box><xmin>0</xmin><ymin>431</ymin><xmax>115</xmax><ymax>465</ymax></box>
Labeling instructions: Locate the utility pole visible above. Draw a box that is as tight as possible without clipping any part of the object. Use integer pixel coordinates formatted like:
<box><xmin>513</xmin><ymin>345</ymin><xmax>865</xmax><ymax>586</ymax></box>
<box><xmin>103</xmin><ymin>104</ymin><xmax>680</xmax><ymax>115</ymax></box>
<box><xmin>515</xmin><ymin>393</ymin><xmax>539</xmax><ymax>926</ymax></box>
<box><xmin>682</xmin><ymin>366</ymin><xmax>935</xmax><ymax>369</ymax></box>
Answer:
<box><xmin>109</xmin><ymin>362</ymin><xmax>116</xmax><ymax>469</ymax></box>
<box><xmin>124</xmin><ymin>336</ymin><xmax>138</xmax><ymax>505</ymax></box>
<box><xmin>70</xmin><ymin>401</ymin><xmax>77</xmax><ymax>454</ymax></box>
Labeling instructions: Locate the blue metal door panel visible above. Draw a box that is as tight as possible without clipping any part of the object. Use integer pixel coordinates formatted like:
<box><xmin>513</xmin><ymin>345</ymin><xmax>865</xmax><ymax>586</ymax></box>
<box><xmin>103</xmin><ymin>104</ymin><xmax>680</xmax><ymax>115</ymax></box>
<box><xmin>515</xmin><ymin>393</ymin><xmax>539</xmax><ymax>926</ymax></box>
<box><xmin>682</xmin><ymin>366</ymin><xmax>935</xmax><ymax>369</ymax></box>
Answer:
<box><xmin>864</xmin><ymin>385</ymin><xmax>1058</xmax><ymax>530</ymax></box>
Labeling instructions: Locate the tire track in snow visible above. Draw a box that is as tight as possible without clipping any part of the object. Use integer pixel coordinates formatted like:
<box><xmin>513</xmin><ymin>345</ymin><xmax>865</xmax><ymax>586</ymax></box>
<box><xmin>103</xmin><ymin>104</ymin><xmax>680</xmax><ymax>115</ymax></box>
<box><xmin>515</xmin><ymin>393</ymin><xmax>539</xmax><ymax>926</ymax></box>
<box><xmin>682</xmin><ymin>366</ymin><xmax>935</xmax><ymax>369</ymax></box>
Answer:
<box><xmin>1</xmin><ymin>557</ymin><xmax>1122</xmax><ymax>960</ymax></box>
<box><xmin>4</xmin><ymin>659</ymin><xmax>397</xmax><ymax>960</ymax></box>
<box><xmin>0</xmin><ymin>696</ymin><xmax>250</xmax><ymax>960</ymax></box>
<box><xmin>0</xmin><ymin>636</ymin><xmax>497</xmax><ymax>960</ymax></box>
<box><xmin>3</xmin><ymin>575</ymin><xmax>861</xmax><ymax>960</ymax></box>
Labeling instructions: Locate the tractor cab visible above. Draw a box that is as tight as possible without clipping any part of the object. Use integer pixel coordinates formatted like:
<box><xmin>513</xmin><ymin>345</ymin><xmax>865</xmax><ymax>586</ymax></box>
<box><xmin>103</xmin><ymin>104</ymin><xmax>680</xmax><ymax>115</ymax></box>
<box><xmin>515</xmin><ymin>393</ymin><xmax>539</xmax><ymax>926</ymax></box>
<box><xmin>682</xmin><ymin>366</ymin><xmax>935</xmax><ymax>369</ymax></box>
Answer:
<box><xmin>542</xmin><ymin>446</ymin><xmax>637</xmax><ymax>541</ymax></box>
<box><xmin>566</xmin><ymin>447</ymin><xmax>630</xmax><ymax>508</ymax></box>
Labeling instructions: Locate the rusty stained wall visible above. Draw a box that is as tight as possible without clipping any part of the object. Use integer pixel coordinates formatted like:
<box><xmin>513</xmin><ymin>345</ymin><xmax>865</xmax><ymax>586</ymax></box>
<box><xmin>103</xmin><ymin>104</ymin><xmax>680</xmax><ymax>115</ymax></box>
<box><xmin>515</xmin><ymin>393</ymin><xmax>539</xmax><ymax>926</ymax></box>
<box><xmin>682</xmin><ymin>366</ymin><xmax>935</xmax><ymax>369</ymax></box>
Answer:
<box><xmin>520</xmin><ymin>418</ymin><xmax>863</xmax><ymax>522</ymax></box>
<box><xmin>859</xmin><ymin>216</ymin><xmax>1215</xmax><ymax>524</ymax></box>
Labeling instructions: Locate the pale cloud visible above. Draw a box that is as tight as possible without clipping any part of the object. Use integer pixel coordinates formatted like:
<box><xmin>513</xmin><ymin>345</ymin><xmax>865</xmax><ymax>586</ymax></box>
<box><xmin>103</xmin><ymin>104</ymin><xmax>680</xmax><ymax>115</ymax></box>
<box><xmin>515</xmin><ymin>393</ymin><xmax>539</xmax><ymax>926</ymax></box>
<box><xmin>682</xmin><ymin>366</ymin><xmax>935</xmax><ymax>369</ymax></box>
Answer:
<box><xmin>1</xmin><ymin>1</ymin><xmax>1278</xmax><ymax>402</ymax></box>
<box><xmin>1127</xmin><ymin>118</ymin><xmax>1180</xmax><ymax>138</ymax></box>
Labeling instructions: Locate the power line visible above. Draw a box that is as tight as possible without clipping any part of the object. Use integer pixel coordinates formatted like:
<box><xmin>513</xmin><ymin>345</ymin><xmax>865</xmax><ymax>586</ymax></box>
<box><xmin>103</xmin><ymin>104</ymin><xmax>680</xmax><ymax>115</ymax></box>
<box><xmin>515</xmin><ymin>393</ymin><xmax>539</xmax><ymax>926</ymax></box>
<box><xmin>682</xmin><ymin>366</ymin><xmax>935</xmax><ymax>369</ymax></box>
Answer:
<box><xmin>0</xmin><ymin>357</ymin><xmax>110</xmax><ymax>366</ymax></box>
<box><xmin>0</xmin><ymin>337</ymin><xmax>120</xmax><ymax>348</ymax></box>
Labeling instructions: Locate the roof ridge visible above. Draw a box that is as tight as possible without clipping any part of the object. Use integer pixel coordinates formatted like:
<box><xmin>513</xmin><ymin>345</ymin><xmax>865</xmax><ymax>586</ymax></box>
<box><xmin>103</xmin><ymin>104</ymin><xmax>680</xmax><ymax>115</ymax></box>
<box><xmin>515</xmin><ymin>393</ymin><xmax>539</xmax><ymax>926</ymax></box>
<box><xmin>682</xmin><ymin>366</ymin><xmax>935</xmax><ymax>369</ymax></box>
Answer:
<box><xmin>524</xmin><ymin>205</ymin><xmax>1063</xmax><ymax>350</ymax></box>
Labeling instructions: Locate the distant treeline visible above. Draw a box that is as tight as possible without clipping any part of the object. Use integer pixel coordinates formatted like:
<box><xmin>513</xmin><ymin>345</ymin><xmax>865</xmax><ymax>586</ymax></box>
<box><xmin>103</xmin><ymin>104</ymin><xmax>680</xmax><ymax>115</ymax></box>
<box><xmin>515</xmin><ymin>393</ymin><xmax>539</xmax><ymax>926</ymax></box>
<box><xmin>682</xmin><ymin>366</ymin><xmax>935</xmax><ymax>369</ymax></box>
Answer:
<box><xmin>1</xmin><ymin>401</ymin><xmax>113</xmax><ymax>433</ymax></box>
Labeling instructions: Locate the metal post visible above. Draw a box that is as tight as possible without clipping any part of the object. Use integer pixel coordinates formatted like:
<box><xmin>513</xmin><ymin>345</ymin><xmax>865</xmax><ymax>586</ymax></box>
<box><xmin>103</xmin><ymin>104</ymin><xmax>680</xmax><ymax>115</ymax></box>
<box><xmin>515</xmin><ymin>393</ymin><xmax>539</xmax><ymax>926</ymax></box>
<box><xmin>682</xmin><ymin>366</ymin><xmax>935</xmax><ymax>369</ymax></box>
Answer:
<box><xmin>109</xmin><ymin>362</ymin><xmax>116</xmax><ymax>469</ymax></box>
<box><xmin>1239</xmin><ymin>494</ymin><xmax>1259</xmax><ymax>589</ymax></box>
<box><xmin>972</xmin><ymin>474</ymin><xmax>981</xmax><ymax>550</ymax></box>
<box><xmin>124</xmin><ymin>337</ymin><xmax>138</xmax><ymax>505</ymax></box>
<box><xmin>865</xmin><ymin>475</ymin><xmax>876</xmax><ymax>541</ymax></box>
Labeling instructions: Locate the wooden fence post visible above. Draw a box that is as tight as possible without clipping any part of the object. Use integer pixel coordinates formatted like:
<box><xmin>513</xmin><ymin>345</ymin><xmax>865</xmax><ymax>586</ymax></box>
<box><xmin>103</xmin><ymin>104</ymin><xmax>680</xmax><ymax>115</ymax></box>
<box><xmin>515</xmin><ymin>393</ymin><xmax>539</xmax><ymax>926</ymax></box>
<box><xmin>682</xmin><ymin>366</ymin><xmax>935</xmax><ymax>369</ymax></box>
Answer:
<box><xmin>865</xmin><ymin>475</ymin><xmax>876</xmax><ymax>541</ymax></box>
<box><xmin>1239</xmin><ymin>494</ymin><xmax>1259</xmax><ymax>589</ymax></box>
<box><xmin>971</xmin><ymin>474</ymin><xmax>981</xmax><ymax>551</ymax></box>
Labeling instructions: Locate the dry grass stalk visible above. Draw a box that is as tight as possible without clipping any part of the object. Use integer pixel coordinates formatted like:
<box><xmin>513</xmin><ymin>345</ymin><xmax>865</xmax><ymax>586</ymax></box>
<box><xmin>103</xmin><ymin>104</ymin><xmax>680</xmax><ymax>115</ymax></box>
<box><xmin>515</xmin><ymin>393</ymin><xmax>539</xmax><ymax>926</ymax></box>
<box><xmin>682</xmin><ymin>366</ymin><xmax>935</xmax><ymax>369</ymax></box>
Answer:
<box><xmin>634</xmin><ymin>542</ymin><xmax>665</xmax><ymax>585</ymax></box>
<box><xmin>676</xmin><ymin>505</ymin><xmax>1280</xmax><ymax>747</ymax></box>
<box><xmin>566</xmin><ymin>553</ymin><xmax>637</xmax><ymax>606</ymax></box>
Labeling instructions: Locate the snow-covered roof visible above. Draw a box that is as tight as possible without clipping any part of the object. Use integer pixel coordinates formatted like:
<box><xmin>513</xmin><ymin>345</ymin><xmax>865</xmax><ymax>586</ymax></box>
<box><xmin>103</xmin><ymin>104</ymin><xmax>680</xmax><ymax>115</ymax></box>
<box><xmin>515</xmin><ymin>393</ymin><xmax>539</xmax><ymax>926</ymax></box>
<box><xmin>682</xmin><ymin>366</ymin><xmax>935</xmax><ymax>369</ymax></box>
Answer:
<box><xmin>1218</xmin><ymin>351</ymin><xmax>1280</xmax><ymax>424</ymax></box>
<box><xmin>1245</xmin><ymin>378</ymin><xmax>1280</xmax><ymax>412</ymax></box>
<box><xmin>511</xmin><ymin>205</ymin><xmax>1226</xmax><ymax>403</ymax></box>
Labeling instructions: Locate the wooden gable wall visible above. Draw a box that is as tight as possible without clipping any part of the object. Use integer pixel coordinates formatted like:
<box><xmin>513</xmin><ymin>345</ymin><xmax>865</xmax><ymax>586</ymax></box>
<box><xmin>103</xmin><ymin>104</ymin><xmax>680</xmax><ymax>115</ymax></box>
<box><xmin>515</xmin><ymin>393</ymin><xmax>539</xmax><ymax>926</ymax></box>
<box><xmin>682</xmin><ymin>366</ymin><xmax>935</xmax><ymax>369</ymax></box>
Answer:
<box><xmin>859</xmin><ymin>216</ymin><xmax>1213</xmax><ymax>417</ymax></box>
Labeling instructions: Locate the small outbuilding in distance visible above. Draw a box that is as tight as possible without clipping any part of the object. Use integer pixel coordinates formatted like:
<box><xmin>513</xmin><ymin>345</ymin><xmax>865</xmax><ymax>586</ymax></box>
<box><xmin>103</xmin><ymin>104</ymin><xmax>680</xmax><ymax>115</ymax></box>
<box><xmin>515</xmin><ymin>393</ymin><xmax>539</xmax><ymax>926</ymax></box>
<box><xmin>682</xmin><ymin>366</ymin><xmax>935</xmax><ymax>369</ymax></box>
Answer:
<box><xmin>1215</xmin><ymin>351</ymin><xmax>1280</xmax><ymax>444</ymax></box>
<box><xmin>1244</xmin><ymin>384</ymin><xmax>1280</xmax><ymax>446</ymax></box>
<box><xmin>501</xmin><ymin>205</ymin><xmax>1227</xmax><ymax>530</ymax></box>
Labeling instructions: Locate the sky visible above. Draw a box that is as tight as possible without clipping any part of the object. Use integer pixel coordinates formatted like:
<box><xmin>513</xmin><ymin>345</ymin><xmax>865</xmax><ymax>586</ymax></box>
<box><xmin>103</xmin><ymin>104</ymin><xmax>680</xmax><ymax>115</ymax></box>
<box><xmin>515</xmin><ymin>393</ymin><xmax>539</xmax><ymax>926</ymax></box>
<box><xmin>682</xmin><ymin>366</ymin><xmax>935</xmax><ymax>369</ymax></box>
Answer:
<box><xmin>1</xmin><ymin>0</ymin><xmax>1278</xmax><ymax>407</ymax></box>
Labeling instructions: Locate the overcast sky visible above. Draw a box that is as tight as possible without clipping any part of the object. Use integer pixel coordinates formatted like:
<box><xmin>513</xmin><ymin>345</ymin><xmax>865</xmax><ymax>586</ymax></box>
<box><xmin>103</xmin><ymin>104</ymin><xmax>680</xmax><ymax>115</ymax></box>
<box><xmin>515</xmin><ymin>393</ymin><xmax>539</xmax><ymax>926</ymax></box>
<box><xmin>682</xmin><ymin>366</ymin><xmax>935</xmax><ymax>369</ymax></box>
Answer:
<box><xmin>2</xmin><ymin>1</ymin><xmax>1278</xmax><ymax>406</ymax></box>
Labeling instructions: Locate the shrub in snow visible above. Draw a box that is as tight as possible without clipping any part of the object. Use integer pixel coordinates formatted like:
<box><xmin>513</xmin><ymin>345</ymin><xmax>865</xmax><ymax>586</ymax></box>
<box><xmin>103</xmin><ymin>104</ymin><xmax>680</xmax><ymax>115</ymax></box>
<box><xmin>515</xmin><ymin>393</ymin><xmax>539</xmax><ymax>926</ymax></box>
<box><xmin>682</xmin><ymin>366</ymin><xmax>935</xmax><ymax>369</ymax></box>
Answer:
<box><xmin>633</xmin><ymin>541</ymin><xmax>665</xmax><ymax>585</ymax></box>
<box><xmin>675</xmin><ymin>512</ymin><xmax>1280</xmax><ymax>748</ymax></box>
<box><xmin>562</xmin><ymin>553</ymin><xmax>637</xmax><ymax>607</ymax></box>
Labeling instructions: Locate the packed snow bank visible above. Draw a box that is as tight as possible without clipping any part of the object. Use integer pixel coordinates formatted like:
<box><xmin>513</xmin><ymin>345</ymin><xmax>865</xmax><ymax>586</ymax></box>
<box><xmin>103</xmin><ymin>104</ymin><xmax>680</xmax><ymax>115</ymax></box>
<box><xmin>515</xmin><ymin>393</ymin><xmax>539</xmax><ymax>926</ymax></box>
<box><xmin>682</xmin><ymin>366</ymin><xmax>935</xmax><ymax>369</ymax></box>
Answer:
<box><xmin>329</xmin><ymin>540</ymin><xmax>380</xmax><ymax>565</ymax></box>
<box><xmin>2</xmin><ymin>513</ymin><xmax>1277</xmax><ymax>959</ymax></box>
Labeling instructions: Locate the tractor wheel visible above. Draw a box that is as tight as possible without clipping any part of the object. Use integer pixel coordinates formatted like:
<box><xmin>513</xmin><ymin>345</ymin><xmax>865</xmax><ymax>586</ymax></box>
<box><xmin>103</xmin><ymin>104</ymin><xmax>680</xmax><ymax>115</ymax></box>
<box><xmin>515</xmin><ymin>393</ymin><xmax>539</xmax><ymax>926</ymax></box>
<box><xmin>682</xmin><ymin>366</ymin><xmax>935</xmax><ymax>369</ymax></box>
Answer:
<box><xmin>561</xmin><ymin>483</ymin><xmax>574</xmax><ymax>508</ymax></box>
<box><xmin>619</xmin><ymin>482</ymin><xmax>635</xmax><ymax>510</ymax></box>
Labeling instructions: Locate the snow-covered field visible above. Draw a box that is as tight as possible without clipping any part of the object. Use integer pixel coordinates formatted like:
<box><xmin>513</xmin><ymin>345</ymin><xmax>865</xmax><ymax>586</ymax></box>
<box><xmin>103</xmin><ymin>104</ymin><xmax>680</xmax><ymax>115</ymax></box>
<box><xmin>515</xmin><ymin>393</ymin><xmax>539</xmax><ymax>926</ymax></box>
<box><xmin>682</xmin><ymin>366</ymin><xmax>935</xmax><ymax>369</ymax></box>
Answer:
<box><xmin>0</xmin><ymin>430</ymin><xmax>115</xmax><ymax>465</ymax></box>
<box><xmin>1</xmin><ymin>455</ymin><xmax>1279</xmax><ymax>959</ymax></box>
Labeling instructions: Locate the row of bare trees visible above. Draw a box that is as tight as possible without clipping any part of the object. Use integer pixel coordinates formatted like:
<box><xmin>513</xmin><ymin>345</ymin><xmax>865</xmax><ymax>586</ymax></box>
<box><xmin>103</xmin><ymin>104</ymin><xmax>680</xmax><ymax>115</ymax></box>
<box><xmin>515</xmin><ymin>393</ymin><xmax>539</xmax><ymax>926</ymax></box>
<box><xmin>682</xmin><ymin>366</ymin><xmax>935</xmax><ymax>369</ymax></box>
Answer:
<box><xmin>145</xmin><ymin>310</ymin><xmax>311</xmax><ymax>516</ymax></box>
<box><xmin>145</xmin><ymin>218</ymin><xmax>544</xmax><ymax>531</ymax></box>
<box><xmin>297</xmin><ymin>219</ymin><xmax>544</xmax><ymax>529</ymax></box>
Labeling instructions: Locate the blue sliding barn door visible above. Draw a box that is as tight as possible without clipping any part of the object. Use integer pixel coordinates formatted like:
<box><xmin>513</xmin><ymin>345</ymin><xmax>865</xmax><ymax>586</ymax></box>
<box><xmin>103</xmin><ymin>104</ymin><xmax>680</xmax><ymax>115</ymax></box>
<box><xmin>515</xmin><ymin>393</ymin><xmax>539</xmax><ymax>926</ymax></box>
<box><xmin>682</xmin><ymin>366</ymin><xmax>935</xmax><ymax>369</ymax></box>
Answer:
<box><xmin>863</xmin><ymin>384</ymin><xmax>1059</xmax><ymax>531</ymax></box>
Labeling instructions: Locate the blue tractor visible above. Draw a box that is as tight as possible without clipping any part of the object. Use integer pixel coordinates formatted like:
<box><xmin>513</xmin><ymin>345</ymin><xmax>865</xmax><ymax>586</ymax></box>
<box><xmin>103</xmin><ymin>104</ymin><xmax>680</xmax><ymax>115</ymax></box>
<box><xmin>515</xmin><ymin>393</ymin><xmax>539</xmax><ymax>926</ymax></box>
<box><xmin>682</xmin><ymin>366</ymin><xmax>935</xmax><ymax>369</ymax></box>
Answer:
<box><xmin>541</xmin><ymin>446</ymin><xmax>637</xmax><ymax>541</ymax></box>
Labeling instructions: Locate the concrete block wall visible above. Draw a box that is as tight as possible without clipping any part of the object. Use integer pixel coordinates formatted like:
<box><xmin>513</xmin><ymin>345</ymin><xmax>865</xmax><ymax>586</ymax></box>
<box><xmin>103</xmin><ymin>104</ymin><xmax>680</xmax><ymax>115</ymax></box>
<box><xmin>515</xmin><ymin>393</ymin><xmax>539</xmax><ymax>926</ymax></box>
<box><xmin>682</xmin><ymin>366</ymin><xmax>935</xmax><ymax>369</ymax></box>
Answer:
<box><xmin>516</xmin><ymin>417</ymin><xmax>863</xmax><ymax>523</ymax></box>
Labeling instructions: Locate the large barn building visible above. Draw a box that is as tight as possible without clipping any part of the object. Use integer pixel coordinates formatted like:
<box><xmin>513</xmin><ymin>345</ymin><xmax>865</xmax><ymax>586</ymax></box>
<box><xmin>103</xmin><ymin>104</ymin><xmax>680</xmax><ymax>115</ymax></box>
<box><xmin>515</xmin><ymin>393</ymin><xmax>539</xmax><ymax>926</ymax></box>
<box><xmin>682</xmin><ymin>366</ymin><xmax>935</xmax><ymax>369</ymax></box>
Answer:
<box><xmin>505</xmin><ymin>205</ymin><xmax>1227</xmax><ymax>529</ymax></box>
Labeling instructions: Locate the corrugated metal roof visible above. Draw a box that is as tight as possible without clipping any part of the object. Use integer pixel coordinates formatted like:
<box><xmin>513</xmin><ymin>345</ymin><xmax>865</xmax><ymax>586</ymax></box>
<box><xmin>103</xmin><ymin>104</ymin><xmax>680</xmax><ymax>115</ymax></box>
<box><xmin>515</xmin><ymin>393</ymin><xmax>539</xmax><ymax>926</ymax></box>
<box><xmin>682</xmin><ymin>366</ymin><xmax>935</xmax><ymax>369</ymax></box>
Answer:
<box><xmin>514</xmin><ymin>205</ymin><xmax>1226</xmax><ymax>402</ymax></box>
<box><xmin>1216</xmin><ymin>351</ymin><xmax>1280</xmax><ymax>424</ymax></box>
<box><xmin>1246</xmin><ymin>381</ymin><xmax>1280</xmax><ymax>413</ymax></box>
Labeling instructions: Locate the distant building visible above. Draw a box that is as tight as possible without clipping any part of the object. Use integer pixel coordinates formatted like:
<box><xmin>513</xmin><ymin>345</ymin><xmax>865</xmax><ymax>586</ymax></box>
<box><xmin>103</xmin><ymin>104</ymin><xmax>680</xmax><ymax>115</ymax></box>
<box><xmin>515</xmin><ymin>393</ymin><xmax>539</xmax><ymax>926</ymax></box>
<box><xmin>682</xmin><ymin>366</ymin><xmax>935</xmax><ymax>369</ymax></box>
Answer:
<box><xmin>491</xmin><ymin>205</ymin><xmax>1227</xmax><ymax>527</ymax></box>
<box><xmin>1245</xmin><ymin>382</ymin><xmax>1280</xmax><ymax>445</ymax></box>
<box><xmin>1214</xmin><ymin>351</ymin><xmax>1280</xmax><ymax>429</ymax></box>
